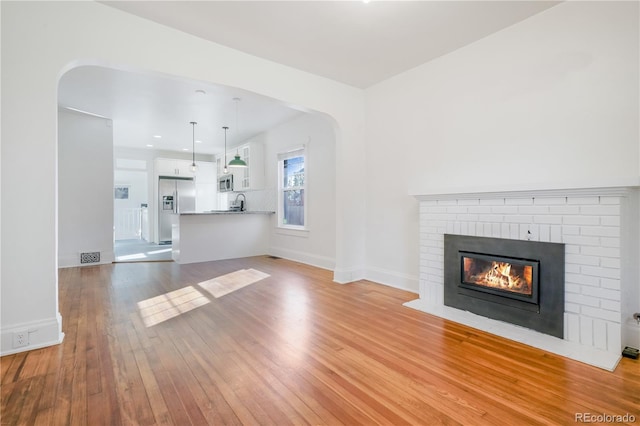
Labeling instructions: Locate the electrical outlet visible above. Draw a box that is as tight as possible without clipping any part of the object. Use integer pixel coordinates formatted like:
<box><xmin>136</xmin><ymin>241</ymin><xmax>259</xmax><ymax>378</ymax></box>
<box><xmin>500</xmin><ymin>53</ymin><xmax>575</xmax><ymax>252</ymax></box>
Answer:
<box><xmin>12</xmin><ymin>330</ymin><xmax>28</xmax><ymax>348</ymax></box>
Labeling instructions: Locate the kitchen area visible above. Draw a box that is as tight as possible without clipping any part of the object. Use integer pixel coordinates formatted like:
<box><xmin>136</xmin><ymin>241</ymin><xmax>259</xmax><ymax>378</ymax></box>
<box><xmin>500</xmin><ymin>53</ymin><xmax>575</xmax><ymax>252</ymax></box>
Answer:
<box><xmin>112</xmin><ymin>134</ymin><xmax>272</xmax><ymax>260</ymax></box>
<box><xmin>151</xmin><ymin>144</ymin><xmax>275</xmax><ymax>264</ymax></box>
<box><xmin>58</xmin><ymin>65</ymin><xmax>336</xmax><ymax>272</ymax></box>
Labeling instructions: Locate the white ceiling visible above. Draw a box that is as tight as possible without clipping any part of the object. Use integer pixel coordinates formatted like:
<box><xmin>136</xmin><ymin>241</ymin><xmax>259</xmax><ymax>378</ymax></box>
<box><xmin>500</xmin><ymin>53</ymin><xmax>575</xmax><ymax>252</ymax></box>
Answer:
<box><xmin>59</xmin><ymin>1</ymin><xmax>560</xmax><ymax>155</ymax></box>
<box><xmin>102</xmin><ymin>1</ymin><xmax>559</xmax><ymax>89</ymax></box>
<box><xmin>58</xmin><ymin>66</ymin><xmax>305</xmax><ymax>155</ymax></box>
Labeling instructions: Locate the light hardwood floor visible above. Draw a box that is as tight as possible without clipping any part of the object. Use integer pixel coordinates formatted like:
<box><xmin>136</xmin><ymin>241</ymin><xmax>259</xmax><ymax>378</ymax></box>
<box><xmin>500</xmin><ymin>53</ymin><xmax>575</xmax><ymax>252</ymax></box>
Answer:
<box><xmin>2</xmin><ymin>256</ymin><xmax>639</xmax><ymax>425</ymax></box>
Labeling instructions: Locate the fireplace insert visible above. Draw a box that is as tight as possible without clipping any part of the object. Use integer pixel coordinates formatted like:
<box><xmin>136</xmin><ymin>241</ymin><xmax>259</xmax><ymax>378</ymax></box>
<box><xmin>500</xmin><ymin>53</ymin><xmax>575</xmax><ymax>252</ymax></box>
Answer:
<box><xmin>460</xmin><ymin>252</ymin><xmax>539</xmax><ymax>304</ymax></box>
<box><xmin>444</xmin><ymin>234</ymin><xmax>565</xmax><ymax>338</ymax></box>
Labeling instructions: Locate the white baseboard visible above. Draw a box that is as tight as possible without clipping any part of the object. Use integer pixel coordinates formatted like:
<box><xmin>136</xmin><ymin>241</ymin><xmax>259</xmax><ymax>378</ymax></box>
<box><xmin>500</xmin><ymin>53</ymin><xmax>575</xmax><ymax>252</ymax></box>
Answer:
<box><xmin>268</xmin><ymin>246</ymin><xmax>335</xmax><ymax>271</ymax></box>
<box><xmin>333</xmin><ymin>266</ymin><xmax>365</xmax><ymax>284</ymax></box>
<box><xmin>58</xmin><ymin>250</ymin><xmax>115</xmax><ymax>268</ymax></box>
<box><xmin>1</xmin><ymin>313</ymin><xmax>65</xmax><ymax>356</ymax></box>
<box><xmin>365</xmin><ymin>266</ymin><xmax>419</xmax><ymax>294</ymax></box>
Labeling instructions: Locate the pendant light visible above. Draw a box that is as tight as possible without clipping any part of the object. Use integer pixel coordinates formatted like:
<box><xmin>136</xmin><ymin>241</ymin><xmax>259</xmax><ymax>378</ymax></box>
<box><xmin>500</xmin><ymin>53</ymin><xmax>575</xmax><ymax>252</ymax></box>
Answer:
<box><xmin>228</xmin><ymin>97</ymin><xmax>247</xmax><ymax>168</ymax></box>
<box><xmin>189</xmin><ymin>121</ymin><xmax>198</xmax><ymax>173</ymax></box>
<box><xmin>222</xmin><ymin>126</ymin><xmax>229</xmax><ymax>174</ymax></box>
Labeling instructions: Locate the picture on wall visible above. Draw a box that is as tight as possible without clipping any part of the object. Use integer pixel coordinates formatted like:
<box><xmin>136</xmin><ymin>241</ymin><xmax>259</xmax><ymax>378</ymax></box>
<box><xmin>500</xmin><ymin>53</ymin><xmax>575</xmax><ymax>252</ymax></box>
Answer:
<box><xmin>114</xmin><ymin>185</ymin><xmax>130</xmax><ymax>200</ymax></box>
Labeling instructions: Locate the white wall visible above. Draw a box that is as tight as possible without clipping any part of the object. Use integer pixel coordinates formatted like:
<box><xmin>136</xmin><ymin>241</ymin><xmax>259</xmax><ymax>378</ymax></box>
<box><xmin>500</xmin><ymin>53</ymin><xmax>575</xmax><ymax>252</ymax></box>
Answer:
<box><xmin>260</xmin><ymin>113</ymin><xmax>337</xmax><ymax>269</ymax></box>
<box><xmin>114</xmin><ymin>170</ymin><xmax>147</xmax><ymax>210</ymax></box>
<box><xmin>58</xmin><ymin>109</ymin><xmax>114</xmax><ymax>267</ymax></box>
<box><xmin>364</xmin><ymin>1</ymin><xmax>639</xmax><ymax>293</ymax></box>
<box><xmin>1</xmin><ymin>1</ymin><xmax>365</xmax><ymax>355</ymax></box>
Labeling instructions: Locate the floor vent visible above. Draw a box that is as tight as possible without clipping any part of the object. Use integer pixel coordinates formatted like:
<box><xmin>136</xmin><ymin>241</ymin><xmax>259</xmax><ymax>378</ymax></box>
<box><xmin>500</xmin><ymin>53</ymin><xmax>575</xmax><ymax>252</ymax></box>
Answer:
<box><xmin>80</xmin><ymin>252</ymin><xmax>101</xmax><ymax>264</ymax></box>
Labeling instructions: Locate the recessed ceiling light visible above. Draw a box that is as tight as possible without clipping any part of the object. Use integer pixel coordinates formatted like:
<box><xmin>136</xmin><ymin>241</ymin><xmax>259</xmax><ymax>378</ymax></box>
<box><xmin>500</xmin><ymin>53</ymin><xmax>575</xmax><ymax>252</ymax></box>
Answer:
<box><xmin>146</xmin><ymin>144</ymin><xmax>153</xmax><ymax>148</ymax></box>
<box><xmin>195</xmin><ymin>140</ymin><xmax>202</xmax><ymax>144</ymax></box>
<box><xmin>153</xmin><ymin>135</ymin><xmax>162</xmax><ymax>139</ymax></box>
<box><xmin>182</xmin><ymin>148</ymin><xmax>189</xmax><ymax>151</ymax></box>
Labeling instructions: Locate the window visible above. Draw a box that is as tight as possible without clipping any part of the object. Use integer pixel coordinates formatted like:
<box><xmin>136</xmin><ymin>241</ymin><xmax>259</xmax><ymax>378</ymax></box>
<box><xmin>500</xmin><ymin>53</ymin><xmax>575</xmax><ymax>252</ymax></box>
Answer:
<box><xmin>278</xmin><ymin>148</ymin><xmax>306</xmax><ymax>229</ymax></box>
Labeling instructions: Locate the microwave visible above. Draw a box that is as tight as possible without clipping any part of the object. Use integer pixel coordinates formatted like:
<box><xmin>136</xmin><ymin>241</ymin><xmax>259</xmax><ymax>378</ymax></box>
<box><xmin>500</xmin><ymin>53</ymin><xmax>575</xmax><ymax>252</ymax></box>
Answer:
<box><xmin>219</xmin><ymin>174</ymin><xmax>233</xmax><ymax>192</ymax></box>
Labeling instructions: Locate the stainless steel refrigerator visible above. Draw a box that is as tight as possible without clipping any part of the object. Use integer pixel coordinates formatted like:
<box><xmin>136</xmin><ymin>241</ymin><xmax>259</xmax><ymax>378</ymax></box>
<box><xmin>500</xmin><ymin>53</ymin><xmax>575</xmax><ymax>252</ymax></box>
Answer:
<box><xmin>158</xmin><ymin>176</ymin><xmax>196</xmax><ymax>244</ymax></box>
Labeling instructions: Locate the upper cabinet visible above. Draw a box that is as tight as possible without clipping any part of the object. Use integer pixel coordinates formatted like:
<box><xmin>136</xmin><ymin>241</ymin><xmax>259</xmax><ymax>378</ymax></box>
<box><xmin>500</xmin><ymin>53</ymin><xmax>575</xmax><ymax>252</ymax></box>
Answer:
<box><xmin>216</xmin><ymin>141</ymin><xmax>264</xmax><ymax>192</ymax></box>
<box><xmin>155</xmin><ymin>158</ymin><xmax>195</xmax><ymax>177</ymax></box>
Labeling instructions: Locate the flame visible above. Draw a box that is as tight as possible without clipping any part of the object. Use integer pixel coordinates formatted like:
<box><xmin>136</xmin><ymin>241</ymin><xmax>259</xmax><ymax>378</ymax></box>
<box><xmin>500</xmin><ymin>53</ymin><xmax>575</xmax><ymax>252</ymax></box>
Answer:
<box><xmin>463</xmin><ymin>258</ymin><xmax>532</xmax><ymax>296</ymax></box>
<box><xmin>485</xmin><ymin>262</ymin><xmax>517</xmax><ymax>288</ymax></box>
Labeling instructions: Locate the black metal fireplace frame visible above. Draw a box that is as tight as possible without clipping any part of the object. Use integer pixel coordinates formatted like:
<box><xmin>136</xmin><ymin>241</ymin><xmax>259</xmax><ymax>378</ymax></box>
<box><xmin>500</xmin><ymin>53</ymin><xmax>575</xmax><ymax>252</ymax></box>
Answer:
<box><xmin>444</xmin><ymin>234</ymin><xmax>565</xmax><ymax>338</ymax></box>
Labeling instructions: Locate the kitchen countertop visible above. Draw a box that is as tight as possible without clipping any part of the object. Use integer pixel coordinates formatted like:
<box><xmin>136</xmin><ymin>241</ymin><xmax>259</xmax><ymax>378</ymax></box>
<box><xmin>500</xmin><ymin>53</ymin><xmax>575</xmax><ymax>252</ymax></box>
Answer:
<box><xmin>180</xmin><ymin>210</ymin><xmax>275</xmax><ymax>215</ymax></box>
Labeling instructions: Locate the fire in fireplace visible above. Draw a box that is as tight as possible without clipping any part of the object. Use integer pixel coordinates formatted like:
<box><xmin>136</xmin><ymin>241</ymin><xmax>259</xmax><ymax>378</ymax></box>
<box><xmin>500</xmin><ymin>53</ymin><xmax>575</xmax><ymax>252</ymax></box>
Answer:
<box><xmin>444</xmin><ymin>234</ymin><xmax>565</xmax><ymax>338</ymax></box>
<box><xmin>460</xmin><ymin>253</ymin><xmax>538</xmax><ymax>303</ymax></box>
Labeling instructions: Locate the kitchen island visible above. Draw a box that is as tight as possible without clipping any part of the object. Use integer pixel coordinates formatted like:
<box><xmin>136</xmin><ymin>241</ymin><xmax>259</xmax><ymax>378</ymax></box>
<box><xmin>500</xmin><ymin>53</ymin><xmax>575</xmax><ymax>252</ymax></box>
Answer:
<box><xmin>172</xmin><ymin>211</ymin><xmax>275</xmax><ymax>264</ymax></box>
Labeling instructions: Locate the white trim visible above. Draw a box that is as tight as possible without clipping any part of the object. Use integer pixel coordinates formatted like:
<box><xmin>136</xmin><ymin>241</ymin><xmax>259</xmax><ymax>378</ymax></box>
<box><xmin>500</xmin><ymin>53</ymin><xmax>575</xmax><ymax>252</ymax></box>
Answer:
<box><xmin>365</xmin><ymin>266</ymin><xmax>419</xmax><ymax>293</ymax></box>
<box><xmin>269</xmin><ymin>246</ymin><xmax>335</xmax><ymax>271</ymax></box>
<box><xmin>1</xmin><ymin>313</ymin><xmax>65</xmax><ymax>356</ymax></box>
<box><xmin>333</xmin><ymin>266</ymin><xmax>366</xmax><ymax>284</ymax></box>
<box><xmin>274</xmin><ymin>227</ymin><xmax>309</xmax><ymax>238</ymax></box>
<box><xmin>412</xmin><ymin>182</ymin><xmax>640</xmax><ymax>201</ymax></box>
<box><xmin>58</xmin><ymin>249</ymin><xmax>115</xmax><ymax>268</ymax></box>
<box><xmin>277</xmin><ymin>145</ymin><xmax>305</xmax><ymax>159</ymax></box>
<box><xmin>277</xmin><ymin>147</ymin><xmax>307</xmax><ymax>230</ymax></box>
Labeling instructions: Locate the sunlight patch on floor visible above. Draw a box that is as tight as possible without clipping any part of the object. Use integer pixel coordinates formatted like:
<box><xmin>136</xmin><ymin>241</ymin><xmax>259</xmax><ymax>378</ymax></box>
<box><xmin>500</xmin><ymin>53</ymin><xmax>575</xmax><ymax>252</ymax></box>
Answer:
<box><xmin>137</xmin><ymin>286</ymin><xmax>210</xmax><ymax>327</ymax></box>
<box><xmin>147</xmin><ymin>248</ymin><xmax>172</xmax><ymax>255</ymax></box>
<box><xmin>117</xmin><ymin>253</ymin><xmax>148</xmax><ymax>261</ymax></box>
<box><xmin>198</xmin><ymin>269</ymin><xmax>270</xmax><ymax>298</ymax></box>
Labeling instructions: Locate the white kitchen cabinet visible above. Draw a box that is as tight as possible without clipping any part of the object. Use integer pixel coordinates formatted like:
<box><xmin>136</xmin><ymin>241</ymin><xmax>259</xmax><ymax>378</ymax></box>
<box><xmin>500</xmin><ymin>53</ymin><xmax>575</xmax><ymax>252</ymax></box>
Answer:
<box><xmin>155</xmin><ymin>158</ymin><xmax>195</xmax><ymax>177</ymax></box>
<box><xmin>215</xmin><ymin>154</ymin><xmax>226</xmax><ymax>177</ymax></box>
<box><xmin>215</xmin><ymin>141</ymin><xmax>263</xmax><ymax>191</ymax></box>
<box><xmin>230</xmin><ymin>141</ymin><xmax>264</xmax><ymax>191</ymax></box>
<box><xmin>237</xmin><ymin>144</ymin><xmax>251</xmax><ymax>190</ymax></box>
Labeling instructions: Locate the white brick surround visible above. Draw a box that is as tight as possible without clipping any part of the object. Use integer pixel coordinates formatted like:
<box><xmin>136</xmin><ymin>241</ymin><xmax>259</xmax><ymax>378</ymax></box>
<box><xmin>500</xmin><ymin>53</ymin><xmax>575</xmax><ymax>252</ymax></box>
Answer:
<box><xmin>406</xmin><ymin>186</ymin><xmax>639</xmax><ymax>371</ymax></box>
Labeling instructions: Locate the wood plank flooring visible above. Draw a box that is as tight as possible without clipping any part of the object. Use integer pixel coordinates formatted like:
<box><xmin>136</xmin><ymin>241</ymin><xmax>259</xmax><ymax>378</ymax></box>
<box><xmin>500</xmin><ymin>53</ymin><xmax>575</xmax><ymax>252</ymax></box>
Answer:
<box><xmin>2</xmin><ymin>256</ymin><xmax>639</xmax><ymax>425</ymax></box>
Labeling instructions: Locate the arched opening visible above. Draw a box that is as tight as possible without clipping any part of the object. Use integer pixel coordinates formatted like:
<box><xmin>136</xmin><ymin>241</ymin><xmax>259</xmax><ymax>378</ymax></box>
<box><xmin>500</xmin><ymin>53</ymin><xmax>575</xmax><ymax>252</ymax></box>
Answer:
<box><xmin>57</xmin><ymin>64</ymin><xmax>337</xmax><ymax>269</ymax></box>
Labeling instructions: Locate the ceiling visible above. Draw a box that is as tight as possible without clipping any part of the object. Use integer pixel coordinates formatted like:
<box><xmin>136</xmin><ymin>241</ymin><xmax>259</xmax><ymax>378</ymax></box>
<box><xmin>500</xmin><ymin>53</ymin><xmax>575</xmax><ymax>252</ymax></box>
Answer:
<box><xmin>59</xmin><ymin>1</ymin><xmax>560</xmax><ymax>156</ymax></box>
<box><xmin>102</xmin><ymin>1</ymin><xmax>559</xmax><ymax>89</ymax></box>
<box><xmin>58</xmin><ymin>66</ymin><xmax>305</xmax><ymax>155</ymax></box>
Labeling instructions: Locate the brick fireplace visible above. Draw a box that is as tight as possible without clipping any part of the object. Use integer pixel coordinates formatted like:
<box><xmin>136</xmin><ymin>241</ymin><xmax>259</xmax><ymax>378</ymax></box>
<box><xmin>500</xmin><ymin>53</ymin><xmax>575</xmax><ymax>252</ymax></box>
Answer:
<box><xmin>406</xmin><ymin>185</ymin><xmax>639</xmax><ymax>371</ymax></box>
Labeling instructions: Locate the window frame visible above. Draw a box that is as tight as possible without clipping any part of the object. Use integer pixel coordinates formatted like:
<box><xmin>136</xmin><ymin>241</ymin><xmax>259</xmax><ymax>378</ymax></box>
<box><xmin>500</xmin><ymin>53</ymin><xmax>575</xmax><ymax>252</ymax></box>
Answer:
<box><xmin>277</xmin><ymin>146</ymin><xmax>307</xmax><ymax>231</ymax></box>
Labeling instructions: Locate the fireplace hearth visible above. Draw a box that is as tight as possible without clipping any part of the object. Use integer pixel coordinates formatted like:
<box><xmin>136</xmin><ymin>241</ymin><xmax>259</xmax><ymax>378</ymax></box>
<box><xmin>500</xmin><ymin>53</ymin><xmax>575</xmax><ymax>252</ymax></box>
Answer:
<box><xmin>444</xmin><ymin>234</ymin><xmax>565</xmax><ymax>338</ymax></box>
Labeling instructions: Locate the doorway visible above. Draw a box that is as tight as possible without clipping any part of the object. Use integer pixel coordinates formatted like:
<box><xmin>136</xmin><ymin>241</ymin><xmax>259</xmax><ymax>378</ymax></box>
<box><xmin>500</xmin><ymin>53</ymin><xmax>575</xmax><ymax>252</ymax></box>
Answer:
<box><xmin>113</xmin><ymin>161</ymin><xmax>172</xmax><ymax>262</ymax></box>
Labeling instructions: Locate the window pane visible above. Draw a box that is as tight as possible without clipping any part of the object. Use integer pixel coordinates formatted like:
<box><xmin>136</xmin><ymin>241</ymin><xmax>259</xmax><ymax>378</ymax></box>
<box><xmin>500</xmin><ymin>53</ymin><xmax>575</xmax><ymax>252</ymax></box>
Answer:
<box><xmin>283</xmin><ymin>156</ymin><xmax>304</xmax><ymax>188</ymax></box>
<box><xmin>283</xmin><ymin>189</ymin><xmax>304</xmax><ymax>226</ymax></box>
